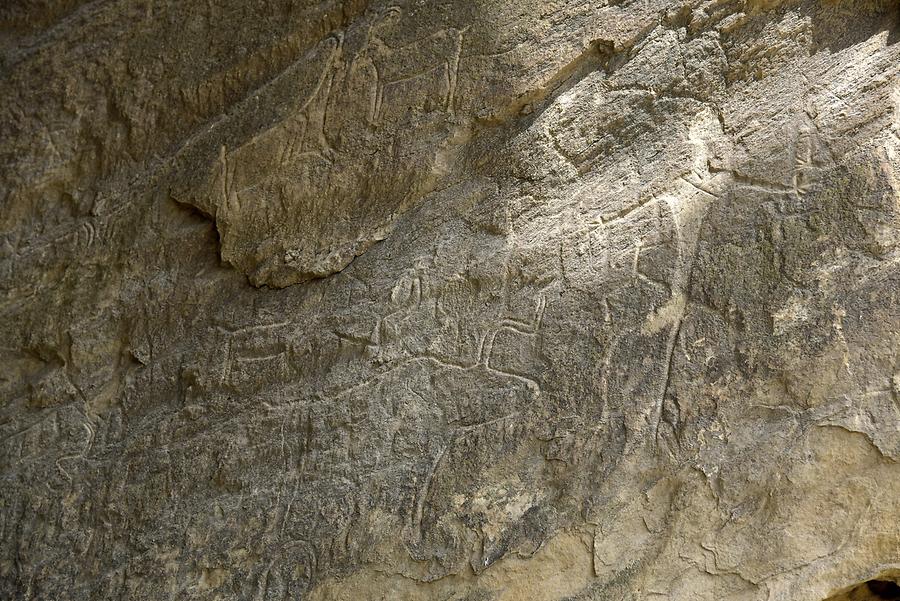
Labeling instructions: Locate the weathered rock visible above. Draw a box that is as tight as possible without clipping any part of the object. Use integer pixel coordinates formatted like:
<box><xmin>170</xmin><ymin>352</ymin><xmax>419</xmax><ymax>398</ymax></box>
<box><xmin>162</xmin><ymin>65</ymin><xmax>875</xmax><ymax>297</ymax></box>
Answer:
<box><xmin>1</xmin><ymin>1</ymin><xmax>898</xmax><ymax>600</ymax></box>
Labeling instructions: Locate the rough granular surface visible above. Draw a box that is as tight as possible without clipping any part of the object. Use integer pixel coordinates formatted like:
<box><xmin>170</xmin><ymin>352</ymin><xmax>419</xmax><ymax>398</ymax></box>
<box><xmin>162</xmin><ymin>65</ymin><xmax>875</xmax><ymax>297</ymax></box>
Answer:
<box><xmin>1</xmin><ymin>1</ymin><xmax>899</xmax><ymax>599</ymax></box>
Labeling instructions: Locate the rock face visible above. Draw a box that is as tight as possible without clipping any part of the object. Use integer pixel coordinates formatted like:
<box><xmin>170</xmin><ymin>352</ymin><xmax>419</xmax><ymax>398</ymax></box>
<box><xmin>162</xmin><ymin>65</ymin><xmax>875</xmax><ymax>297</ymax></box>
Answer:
<box><xmin>2</xmin><ymin>1</ymin><xmax>899</xmax><ymax>600</ymax></box>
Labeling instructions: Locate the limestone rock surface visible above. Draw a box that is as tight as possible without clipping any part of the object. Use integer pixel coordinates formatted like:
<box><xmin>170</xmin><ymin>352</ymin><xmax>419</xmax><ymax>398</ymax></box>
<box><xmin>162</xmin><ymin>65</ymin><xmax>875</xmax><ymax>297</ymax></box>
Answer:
<box><xmin>2</xmin><ymin>1</ymin><xmax>900</xmax><ymax>600</ymax></box>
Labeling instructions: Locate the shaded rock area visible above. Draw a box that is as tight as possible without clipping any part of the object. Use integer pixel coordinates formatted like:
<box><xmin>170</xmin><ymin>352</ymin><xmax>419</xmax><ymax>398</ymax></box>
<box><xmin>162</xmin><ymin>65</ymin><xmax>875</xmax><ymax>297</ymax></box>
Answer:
<box><xmin>1</xmin><ymin>1</ymin><xmax>899</xmax><ymax>600</ymax></box>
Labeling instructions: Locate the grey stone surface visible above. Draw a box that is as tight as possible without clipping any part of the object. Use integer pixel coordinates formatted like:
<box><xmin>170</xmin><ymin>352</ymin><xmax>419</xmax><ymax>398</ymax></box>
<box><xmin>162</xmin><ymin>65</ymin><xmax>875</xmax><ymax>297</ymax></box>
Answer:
<box><xmin>1</xmin><ymin>1</ymin><xmax>899</xmax><ymax>599</ymax></box>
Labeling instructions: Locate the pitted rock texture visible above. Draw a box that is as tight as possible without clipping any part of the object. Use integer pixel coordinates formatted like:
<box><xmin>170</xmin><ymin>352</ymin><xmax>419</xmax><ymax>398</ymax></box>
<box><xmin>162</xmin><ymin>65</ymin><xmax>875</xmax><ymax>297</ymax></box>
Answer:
<box><xmin>2</xmin><ymin>1</ymin><xmax>899</xmax><ymax>600</ymax></box>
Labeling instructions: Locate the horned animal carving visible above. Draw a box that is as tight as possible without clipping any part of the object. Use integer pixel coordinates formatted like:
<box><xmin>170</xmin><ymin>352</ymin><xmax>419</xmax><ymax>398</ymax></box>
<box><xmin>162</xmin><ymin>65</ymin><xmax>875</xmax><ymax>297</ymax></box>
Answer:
<box><xmin>362</xmin><ymin>7</ymin><xmax>466</xmax><ymax>124</ymax></box>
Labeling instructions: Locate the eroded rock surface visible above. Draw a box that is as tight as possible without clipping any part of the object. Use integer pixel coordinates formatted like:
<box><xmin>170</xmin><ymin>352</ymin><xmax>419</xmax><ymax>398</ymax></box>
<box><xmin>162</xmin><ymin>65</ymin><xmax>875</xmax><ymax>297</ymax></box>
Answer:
<box><xmin>1</xmin><ymin>1</ymin><xmax>899</xmax><ymax>600</ymax></box>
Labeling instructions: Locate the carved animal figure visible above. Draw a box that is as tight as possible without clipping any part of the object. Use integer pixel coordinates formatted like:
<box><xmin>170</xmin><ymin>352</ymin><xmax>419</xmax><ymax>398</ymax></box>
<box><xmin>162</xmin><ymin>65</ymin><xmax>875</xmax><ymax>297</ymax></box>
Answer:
<box><xmin>362</xmin><ymin>7</ymin><xmax>466</xmax><ymax>124</ymax></box>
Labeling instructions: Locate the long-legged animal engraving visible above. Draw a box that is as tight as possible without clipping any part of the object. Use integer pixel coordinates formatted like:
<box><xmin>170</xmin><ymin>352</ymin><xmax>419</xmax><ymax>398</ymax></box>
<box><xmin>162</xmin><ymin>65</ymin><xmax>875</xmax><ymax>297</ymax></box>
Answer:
<box><xmin>363</xmin><ymin>7</ymin><xmax>466</xmax><ymax>124</ymax></box>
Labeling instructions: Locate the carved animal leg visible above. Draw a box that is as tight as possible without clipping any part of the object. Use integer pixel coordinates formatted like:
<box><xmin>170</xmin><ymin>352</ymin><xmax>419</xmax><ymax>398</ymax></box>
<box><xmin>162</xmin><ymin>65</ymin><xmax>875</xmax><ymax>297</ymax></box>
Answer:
<box><xmin>449</xmin><ymin>30</ymin><xmax>465</xmax><ymax>115</ymax></box>
<box><xmin>444</xmin><ymin>62</ymin><xmax>454</xmax><ymax>114</ymax></box>
<box><xmin>373</xmin><ymin>81</ymin><xmax>385</xmax><ymax>125</ymax></box>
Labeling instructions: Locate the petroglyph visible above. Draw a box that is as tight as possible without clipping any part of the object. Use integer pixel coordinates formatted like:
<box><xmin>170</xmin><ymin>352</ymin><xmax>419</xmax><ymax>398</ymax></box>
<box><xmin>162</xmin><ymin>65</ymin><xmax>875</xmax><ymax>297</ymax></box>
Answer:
<box><xmin>361</xmin><ymin>7</ymin><xmax>467</xmax><ymax>124</ymax></box>
<box><xmin>3</xmin><ymin>2</ymin><xmax>900</xmax><ymax>601</ymax></box>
